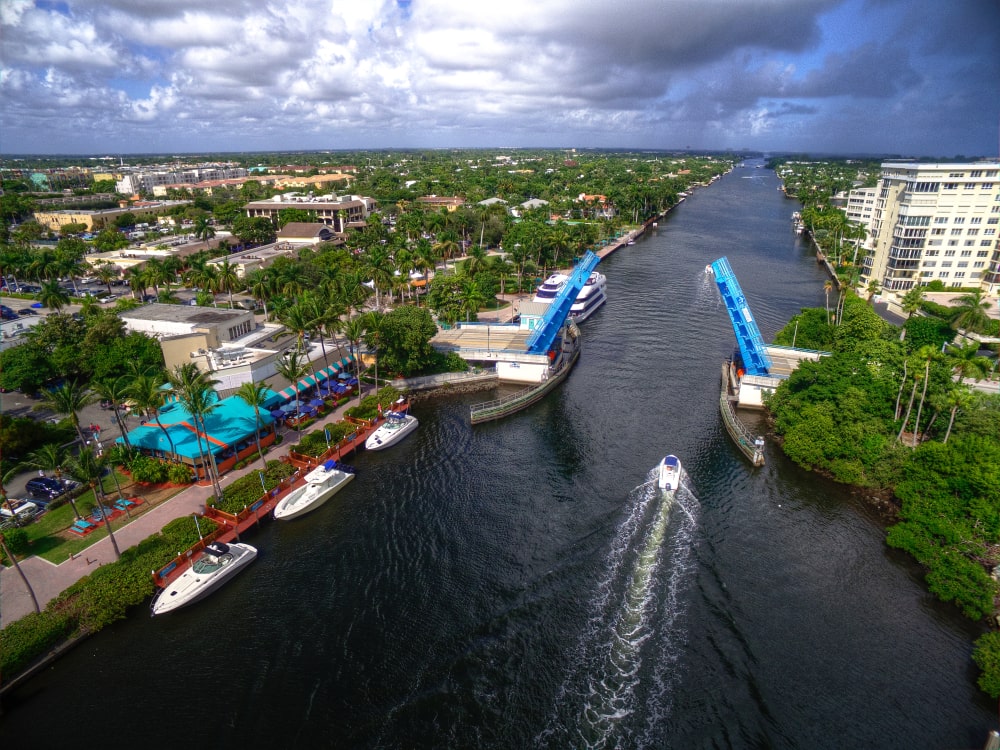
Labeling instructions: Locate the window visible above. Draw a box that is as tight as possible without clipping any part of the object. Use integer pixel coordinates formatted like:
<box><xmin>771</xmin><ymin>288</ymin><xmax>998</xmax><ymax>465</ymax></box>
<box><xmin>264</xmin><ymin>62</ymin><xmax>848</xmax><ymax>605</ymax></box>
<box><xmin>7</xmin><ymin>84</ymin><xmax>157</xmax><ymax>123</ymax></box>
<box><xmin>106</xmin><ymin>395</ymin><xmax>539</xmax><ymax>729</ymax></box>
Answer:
<box><xmin>978</xmin><ymin>250</ymin><xmax>990</xmax><ymax>257</ymax></box>
<box><xmin>902</xmin><ymin>215</ymin><xmax>930</xmax><ymax>226</ymax></box>
<box><xmin>923</xmin><ymin>261</ymin><xmax>936</xmax><ymax>267</ymax></box>
<box><xmin>927</xmin><ymin>240</ymin><xmax>942</xmax><ymax>246</ymax></box>
<box><xmin>974</xmin><ymin>261</ymin><xmax>986</xmax><ymax>268</ymax></box>
<box><xmin>948</xmin><ymin>240</ymin><xmax>959</xmax><ymax>246</ymax></box>
<box><xmin>984</xmin><ymin>183</ymin><xmax>994</xmax><ymax>190</ymax></box>
<box><xmin>955</xmin><ymin>272</ymin><xmax>966</xmax><ymax>278</ymax></box>
<box><xmin>935</xmin><ymin>216</ymin><xmax>949</xmax><ymax>224</ymax></box>
<box><xmin>987</xmin><ymin>218</ymin><xmax>998</xmax><ymax>224</ymax></box>
<box><xmin>945</xmin><ymin>249</ymin><xmax>956</xmax><ymax>256</ymax></box>
<box><xmin>951</xmin><ymin>228</ymin><xmax>963</xmax><ymax>235</ymax></box>
<box><xmin>949</xmin><ymin>172</ymin><xmax>964</xmax><ymax>178</ymax></box>
<box><xmin>922</xmin><ymin>271</ymin><xmax>934</xmax><ymax>277</ymax></box>
<box><xmin>957</xmin><ymin>261</ymin><xmax>969</xmax><ymax>268</ymax></box>
<box><xmin>970</xmin><ymin>170</ymin><xmax>983</xmax><ymax>177</ymax></box>
<box><xmin>912</xmin><ymin>182</ymin><xmax>939</xmax><ymax>192</ymax></box>
<box><xmin>931</xmin><ymin>228</ymin><xmax>946</xmax><ymax>235</ymax></box>
<box><xmin>971</xmin><ymin>217</ymin><xmax>982</xmax><ymax>224</ymax></box>
<box><xmin>966</xmin><ymin>240</ymin><xmax>976</xmax><ymax>246</ymax></box>
<box><xmin>961</xmin><ymin>250</ymin><xmax>973</xmax><ymax>256</ymax></box>
<box><xmin>942</xmin><ymin>261</ymin><xmax>953</xmax><ymax>267</ymax></box>
<box><xmin>943</xmin><ymin>183</ymin><xmax>958</xmax><ymax>190</ymax></box>
<box><xmin>939</xmin><ymin>272</ymin><xmax>950</xmax><ymax>278</ymax></box>
<box><xmin>983</xmin><ymin>240</ymin><xmax>994</xmax><ymax>246</ymax></box>
<box><xmin>954</xmin><ymin>217</ymin><xmax>965</xmax><ymax>224</ymax></box>
<box><xmin>986</xmin><ymin>228</ymin><xmax>997</xmax><ymax>234</ymax></box>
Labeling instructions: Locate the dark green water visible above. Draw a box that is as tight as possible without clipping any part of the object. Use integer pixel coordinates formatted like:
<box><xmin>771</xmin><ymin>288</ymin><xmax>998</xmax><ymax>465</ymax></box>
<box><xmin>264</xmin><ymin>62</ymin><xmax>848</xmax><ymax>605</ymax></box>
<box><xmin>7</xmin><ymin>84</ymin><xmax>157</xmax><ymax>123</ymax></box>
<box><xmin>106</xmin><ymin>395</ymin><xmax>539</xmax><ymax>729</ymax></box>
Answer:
<box><xmin>2</xmin><ymin>162</ymin><xmax>995</xmax><ymax>748</ymax></box>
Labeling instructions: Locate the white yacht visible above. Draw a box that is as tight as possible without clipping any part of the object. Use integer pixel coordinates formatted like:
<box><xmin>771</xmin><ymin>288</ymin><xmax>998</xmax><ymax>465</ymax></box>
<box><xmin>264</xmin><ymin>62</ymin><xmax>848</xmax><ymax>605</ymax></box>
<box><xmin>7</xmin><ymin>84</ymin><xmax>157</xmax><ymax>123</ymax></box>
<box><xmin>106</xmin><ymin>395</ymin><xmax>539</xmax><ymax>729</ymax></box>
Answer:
<box><xmin>657</xmin><ymin>454</ymin><xmax>682</xmax><ymax>492</ymax></box>
<box><xmin>366</xmin><ymin>402</ymin><xmax>419</xmax><ymax>450</ymax></box>
<box><xmin>568</xmin><ymin>271</ymin><xmax>607</xmax><ymax>323</ymax></box>
<box><xmin>273</xmin><ymin>459</ymin><xmax>355</xmax><ymax>521</ymax></box>
<box><xmin>151</xmin><ymin>541</ymin><xmax>257</xmax><ymax>615</ymax></box>
<box><xmin>532</xmin><ymin>273</ymin><xmax>569</xmax><ymax>304</ymax></box>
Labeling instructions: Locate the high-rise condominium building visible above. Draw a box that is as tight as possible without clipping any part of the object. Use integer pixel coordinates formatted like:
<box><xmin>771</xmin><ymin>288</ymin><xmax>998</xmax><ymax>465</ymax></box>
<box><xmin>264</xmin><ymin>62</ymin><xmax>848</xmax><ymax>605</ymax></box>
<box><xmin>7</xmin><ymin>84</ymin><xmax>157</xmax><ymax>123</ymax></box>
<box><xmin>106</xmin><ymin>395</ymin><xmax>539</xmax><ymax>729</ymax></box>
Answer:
<box><xmin>859</xmin><ymin>161</ymin><xmax>1000</xmax><ymax>293</ymax></box>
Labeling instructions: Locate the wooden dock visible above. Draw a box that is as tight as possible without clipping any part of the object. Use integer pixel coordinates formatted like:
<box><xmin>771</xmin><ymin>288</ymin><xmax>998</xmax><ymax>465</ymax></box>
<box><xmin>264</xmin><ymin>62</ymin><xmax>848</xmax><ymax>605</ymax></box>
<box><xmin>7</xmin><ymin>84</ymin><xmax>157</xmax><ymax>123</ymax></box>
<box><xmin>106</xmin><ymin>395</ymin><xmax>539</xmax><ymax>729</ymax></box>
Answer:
<box><xmin>719</xmin><ymin>361</ymin><xmax>765</xmax><ymax>467</ymax></box>
<box><xmin>152</xmin><ymin>417</ymin><xmax>381</xmax><ymax>588</ymax></box>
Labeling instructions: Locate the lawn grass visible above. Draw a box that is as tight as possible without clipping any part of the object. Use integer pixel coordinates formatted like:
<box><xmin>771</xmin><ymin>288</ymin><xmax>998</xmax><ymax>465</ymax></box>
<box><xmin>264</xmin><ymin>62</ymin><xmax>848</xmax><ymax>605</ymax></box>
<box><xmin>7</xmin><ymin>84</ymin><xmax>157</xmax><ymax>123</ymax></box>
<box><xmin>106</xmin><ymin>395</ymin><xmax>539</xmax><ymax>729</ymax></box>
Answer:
<box><xmin>19</xmin><ymin>469</ymin><xmax>181</xmax><ymax>564</ymax></box>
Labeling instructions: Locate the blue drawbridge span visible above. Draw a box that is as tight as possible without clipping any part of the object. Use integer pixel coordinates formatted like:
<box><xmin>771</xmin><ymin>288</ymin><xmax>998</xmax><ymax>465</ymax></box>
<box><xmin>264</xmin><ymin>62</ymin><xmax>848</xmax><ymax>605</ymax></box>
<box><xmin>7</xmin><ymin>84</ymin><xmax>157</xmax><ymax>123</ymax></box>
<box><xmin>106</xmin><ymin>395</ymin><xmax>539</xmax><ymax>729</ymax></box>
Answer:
<box><xmin>525</xmin><ymin>250</ymin><xmax>601</xmax><ymax>354</ymax></box>
<box><xmin>710</xmin><ymin>256</ymin><xmax>772</xmax><ymax>375</ymax></box>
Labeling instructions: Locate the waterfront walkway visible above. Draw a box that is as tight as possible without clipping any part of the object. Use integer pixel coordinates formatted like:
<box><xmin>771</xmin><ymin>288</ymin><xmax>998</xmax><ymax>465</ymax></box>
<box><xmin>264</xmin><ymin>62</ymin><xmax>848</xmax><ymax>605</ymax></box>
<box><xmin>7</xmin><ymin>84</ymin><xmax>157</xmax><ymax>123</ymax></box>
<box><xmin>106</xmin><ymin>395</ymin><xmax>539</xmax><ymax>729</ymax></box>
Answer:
<box><xmin>0</xmin><ymin>386</ymin><xmax>371</xmax><ymax>627</ymax></box>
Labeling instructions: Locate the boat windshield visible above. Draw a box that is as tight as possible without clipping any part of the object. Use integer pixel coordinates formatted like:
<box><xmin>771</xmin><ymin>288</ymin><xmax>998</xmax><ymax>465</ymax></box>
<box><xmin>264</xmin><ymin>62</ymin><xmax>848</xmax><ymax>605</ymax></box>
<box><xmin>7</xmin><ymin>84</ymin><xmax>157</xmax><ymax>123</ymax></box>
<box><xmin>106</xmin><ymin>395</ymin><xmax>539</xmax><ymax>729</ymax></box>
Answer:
<box><xmin>192</xmin><ymin>552</ymin><xmax>233</xmax><ymax>574</ymax></box>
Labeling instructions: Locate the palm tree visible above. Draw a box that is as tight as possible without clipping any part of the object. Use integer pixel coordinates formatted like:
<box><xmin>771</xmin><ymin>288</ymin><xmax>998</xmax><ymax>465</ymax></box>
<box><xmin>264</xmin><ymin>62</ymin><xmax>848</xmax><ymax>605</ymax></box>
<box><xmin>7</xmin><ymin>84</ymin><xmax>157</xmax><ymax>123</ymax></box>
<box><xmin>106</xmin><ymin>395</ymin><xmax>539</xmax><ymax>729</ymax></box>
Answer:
<box><xmin>949</xmin><ymin>289</ymin><xmax>993</xmax><ymax>334</ymax></box>
<box><xmin>944</xmin><ymin>342</ymin><xmax>992</xmax><ymax>382</ymax></box>
<box><xmin>37</xmin><ymin>279</ymin><xmax>70</xmax><ymax>312</ymax></box>
<box><xmin>942</xmin><ymin>387</ymin><xmax>973</xmax><ymax>443</ymax></box>
<box><xmin>126</xmin><ymin>373</ymin><xmax>176</xmax><ymax>459</ymax></box>
<box><xmin>235</xmin><ymin>381</ymin><xmax>271</xmax><ymax>467</ymax></box>
<box><xmin>245</xmin><ymin>269</ymin><xmax>273</xmax><ymax>320</ymax></box>
<box><xmin>38</xmin><ymin>380</ymin><xmax>97</xmax><ymax>446</ymax></box>
<box><xmin>343</xmin><ymin>315</ymin><xmax>367</xmax><ymax>402</ymax></box>
<box><xmin>215</xmin><ymin>258</ymin><xmax>242</xmax><ymax>308</ymax></box>
<box><xmin>23</xmin><ymin>442</ymin><xmax>82</xmax><ymax>518</ymax></box>
<box><xmin>92</xmin><ymin>377</ymin><xmax>132</xmax><ymax>450</ymax></box>
<box><xmin>459</xmin><ymin>278</ymin><xmax>488</xmax><ymax>322</ymax></box>
<box><xmin>275</xmin><ymin>349</ymin><xmax>310</xmax><ymax>431</ymax></box>
<box><xmin>194</xmin><ymin>216</ymin><xmax>216</xmax><ymax>242</ymax></box>
<box><xmin>68</xmin><ymin>447</ymin><xmax>121</xmax><ymax>560</ymax></box>
<box><xmin>168</xmin><ymin>363</ymin><xmax>223</xmax><ymax>497</ymax></box>
<box><xmin>898</xmin><ymin>286</ymin><xmax>924</xmax><ymax>341</ymax></box>
<box><xmin>94</xmin><ymin>261</ymin><xmax>118</xmax><ymax>294</ymax></box>
<box><xmin>363</xmin><ymin>245</ymin><xmax>396</xmax><ymax>311</ymax></box>
<box><xmin>1</xmin><ymin>462</ymin><xmax>42</xmax><ymax>612</ymax></box>
<box><xmin>823</xmin><ymin>280</ymin><xmax>833</xmax><ymax>324</ymax></box>
<box><xmin>910</xmin><ymin>345</ymin><xmax>938</xmax><ymax>447</ymax></box>
<box><xmin>362</xmin><ymin>311</ymin><xmax>386</xmax><ymax>390</ymax></box>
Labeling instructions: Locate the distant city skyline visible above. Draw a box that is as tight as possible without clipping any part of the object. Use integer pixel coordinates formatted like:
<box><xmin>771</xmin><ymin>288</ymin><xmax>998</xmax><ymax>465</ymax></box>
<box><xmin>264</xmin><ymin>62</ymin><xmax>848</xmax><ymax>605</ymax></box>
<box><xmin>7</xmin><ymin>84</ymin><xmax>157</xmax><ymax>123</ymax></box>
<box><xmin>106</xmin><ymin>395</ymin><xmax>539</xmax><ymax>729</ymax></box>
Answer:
<box><xmin>1</xmin><ymin>0</ymin><xmax>998</xmax><ymax>158</ymax></box>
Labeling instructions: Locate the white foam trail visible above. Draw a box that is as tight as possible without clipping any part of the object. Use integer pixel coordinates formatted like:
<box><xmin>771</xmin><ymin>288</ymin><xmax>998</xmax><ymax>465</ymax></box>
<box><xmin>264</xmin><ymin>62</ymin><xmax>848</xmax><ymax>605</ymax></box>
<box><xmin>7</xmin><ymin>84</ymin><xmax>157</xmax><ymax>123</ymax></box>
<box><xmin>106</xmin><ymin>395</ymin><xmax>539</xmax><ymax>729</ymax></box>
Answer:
<box><xmin>539</xmin><ymin>468</ymin><xmax>700</xmax><ymax>749</ymax></box>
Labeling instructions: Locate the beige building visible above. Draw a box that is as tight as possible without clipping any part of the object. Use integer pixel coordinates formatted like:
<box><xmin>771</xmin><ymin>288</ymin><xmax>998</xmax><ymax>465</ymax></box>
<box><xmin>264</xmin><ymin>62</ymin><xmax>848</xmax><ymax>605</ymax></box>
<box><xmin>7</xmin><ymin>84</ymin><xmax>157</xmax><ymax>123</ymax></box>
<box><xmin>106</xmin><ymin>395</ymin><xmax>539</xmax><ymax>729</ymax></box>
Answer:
<box><xmin>34</xmin><ymin>200</ymin><xmax>191</xmax><ymax>232</ymax></box>
<box><xmin>860</xmin><ymin>161</ymin><xmax>1000</xmax><ymax>293</ymax></box>
<box><xmin>244</xmin><ymin>193</ymin><xmax>376</xmax><ymax>232</ymax></box>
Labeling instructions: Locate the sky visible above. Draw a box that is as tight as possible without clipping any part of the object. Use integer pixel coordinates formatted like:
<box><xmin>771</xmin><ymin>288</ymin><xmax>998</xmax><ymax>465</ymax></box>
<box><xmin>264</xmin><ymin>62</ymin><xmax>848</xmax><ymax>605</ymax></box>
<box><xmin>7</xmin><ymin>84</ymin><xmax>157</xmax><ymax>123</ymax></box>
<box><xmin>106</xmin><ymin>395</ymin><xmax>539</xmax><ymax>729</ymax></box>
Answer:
<box><xmin>1</xmin><ymin>0</ymin><xmax>998</xmax><ymax>157</ymax></box>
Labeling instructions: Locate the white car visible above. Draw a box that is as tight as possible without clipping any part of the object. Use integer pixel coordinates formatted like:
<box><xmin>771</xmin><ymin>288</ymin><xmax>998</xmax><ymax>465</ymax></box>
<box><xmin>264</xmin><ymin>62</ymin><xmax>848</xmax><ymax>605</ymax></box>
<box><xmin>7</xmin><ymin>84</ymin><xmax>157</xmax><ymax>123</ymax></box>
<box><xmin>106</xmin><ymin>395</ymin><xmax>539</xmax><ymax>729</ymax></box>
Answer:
<box><xmin>1</xmin><ymin>500</ymin><xmax>39</xmax><ymax>522</ymax></box>
<box><xmin>97</xmin><ymin>294</ymin><xmax>118</xmax><ymax>303</ymax></box>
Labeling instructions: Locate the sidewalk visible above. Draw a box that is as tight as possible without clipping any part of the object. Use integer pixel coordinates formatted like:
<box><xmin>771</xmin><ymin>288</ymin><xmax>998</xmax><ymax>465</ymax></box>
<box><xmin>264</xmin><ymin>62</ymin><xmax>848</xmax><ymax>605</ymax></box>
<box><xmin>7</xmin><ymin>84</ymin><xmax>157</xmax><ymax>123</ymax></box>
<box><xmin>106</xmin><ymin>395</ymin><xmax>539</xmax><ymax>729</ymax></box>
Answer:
<box><xmin>0</xmin><ymin>383</ymin><xmax>371</xmax><ymax>627</ymax></box>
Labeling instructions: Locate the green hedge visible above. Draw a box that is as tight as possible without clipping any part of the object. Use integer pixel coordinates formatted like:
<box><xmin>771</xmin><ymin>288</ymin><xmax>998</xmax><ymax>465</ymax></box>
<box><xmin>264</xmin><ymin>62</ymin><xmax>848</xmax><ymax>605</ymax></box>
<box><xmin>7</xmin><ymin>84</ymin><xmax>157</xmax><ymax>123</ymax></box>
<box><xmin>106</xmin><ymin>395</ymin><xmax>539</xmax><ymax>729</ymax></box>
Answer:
<box><xmin>291</xmin><ymin>421</ymin><xmax>358</xmax><ymax>457</ymax></box>
<box><xmin>0</xmin><ymin>514</ymin><xmax>214</xmax><ymax>680</ymax></box>
<box><xmin>213</xmin><ymin>460</ymin><xmax>296</xmax><ymax>514</ymax></box>
<box><xmin>344</xmin><ymin>385</ymin><xmax>402</xmax><ymax>421</ymax></box>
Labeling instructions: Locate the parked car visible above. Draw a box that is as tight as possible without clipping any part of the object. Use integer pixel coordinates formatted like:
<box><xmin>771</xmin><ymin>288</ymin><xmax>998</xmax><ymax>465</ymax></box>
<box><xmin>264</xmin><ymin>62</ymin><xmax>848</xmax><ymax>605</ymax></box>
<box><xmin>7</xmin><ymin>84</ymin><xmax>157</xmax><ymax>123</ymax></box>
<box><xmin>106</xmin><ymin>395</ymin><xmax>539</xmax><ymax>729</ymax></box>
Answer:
<box><xmin>26</xmin><ymin>476</ymin><xmax>70</xmax><ymax>499</ymax></box>
<box><xmin>0</xmin><ymin>305</ymin><xmax>17</xmax><ymax>320</ymax></box>
<box><xmin>16</xmin><ymin>308</ymin><xmax>39</xmax><ymax>316</ymax></box>
<box><xmin>1</xmin><ymin>500</ymin><xmax>40</xmax><ymax>524</ymax></box>
<box><xmin>97</xmin><ymin>294</ymin><xmax>117</xmax><ymax>303</ymax></box>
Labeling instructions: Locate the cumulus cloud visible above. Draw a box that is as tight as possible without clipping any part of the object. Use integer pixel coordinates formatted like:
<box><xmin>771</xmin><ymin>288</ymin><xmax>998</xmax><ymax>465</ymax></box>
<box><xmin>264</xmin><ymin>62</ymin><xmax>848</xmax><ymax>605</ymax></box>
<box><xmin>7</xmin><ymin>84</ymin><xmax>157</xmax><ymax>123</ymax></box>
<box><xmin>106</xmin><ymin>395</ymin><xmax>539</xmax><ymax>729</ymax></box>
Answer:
<box><xmin>0</xmin><ymin>0</ymin><xmax>997</xmax><ymax>155</ymax></box>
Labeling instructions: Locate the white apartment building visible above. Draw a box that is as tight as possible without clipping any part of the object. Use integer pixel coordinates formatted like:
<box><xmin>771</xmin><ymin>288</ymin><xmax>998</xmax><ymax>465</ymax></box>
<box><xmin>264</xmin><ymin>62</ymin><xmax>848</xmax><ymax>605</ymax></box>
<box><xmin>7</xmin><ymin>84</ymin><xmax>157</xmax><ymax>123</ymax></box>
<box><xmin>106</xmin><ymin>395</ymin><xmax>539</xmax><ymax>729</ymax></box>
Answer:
<box><xmin>243</xmin><ymin>193</ymin><xmax>376</xmax><ymax>231</ymax></box>
<box><xmin>845</xmin><ymin>186</ymin><xmax>878</xmax><ymax>228</ymax></box>
<box><xmin>116</xmin><ymin>165</ymin><xmax>249</xmax><ymax>195</ymax></box>
<box><xmin>859</xmin><ymin>161</ymin><xmax>1000</xmax><ymax>293</ymax></box>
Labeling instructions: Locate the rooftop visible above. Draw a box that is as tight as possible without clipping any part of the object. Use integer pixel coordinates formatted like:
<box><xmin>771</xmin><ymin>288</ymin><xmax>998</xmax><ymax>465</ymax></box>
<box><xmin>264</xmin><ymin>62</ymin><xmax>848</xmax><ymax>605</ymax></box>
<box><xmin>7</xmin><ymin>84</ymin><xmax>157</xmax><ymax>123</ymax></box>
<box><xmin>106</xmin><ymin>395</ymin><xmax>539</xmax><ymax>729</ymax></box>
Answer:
<box><xmin>121</xmin><ymin>303</ymin><xmax>250</xmax><ymax>325</ymax></box>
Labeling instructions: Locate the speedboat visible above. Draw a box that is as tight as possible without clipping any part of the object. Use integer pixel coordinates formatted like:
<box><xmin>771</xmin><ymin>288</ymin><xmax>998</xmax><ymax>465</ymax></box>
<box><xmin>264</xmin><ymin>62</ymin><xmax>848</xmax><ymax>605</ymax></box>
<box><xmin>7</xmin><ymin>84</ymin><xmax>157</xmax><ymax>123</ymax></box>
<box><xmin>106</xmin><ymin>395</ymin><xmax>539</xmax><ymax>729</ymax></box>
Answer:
<box><xmin>273</xmin><ymin>459</ymin><xmax>355</xmax><ymax>521</ymax></box>
<box><xmin>151</xmin><ymin>541</ymin><xmax>257</xmax><ymax>615</ymax></box>
<box><xmin>532</xmin><ymin>273</ymin><xmax>569</xmax><ymax>304</ymax></box>
<box><xmin>366</xmin><ymin>404</ymin><xmax>419</xmax><ymax>450</ymax></box>
<box><xmin>568</xmin><ymin>271</ymin><xmax>607</xmax><ymax>323</ymax></box>
<box><xmin>657</xmin><ymin>454</ymin><xmax>682</xmax><ymax>491</ymax></box>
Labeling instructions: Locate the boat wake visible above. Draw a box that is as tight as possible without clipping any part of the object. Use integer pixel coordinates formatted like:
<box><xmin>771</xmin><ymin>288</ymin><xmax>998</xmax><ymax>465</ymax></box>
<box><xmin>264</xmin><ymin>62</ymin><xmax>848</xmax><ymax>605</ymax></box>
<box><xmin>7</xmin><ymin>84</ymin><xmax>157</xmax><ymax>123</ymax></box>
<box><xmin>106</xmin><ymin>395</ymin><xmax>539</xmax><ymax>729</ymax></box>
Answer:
<box><xmin>538</xmin><ymin>467</ymin><xmax>700</xmax><ymax>748</ymax></box>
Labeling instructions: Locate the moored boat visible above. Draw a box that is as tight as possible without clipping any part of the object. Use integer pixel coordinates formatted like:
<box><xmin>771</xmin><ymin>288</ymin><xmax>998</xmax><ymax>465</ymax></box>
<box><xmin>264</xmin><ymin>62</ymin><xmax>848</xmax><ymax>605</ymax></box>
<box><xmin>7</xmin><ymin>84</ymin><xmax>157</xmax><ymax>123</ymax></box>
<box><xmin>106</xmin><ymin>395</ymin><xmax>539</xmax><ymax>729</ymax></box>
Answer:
<box><xmin>657</xmin><ymin>454</ymin><xmax>682</xmax><ymax>491</ymax></box>
<box><xmin>568</xmin><ymin>271</ymin><xmax>607</xmax><ymax>323</ymax></box>
<box><xmin>273</xmin><ymin>459</ymin><xmax>355</xmax><ymax>521</ymax></box>
<box><xmin>532</xmin><ymin>273</ymin><xmax>569</xmax><ymax>304</ymax></box>
<box><xmin>366</xmin><ymin>401</ymin><xmax>419</xmax><ymax>450</ymax></box>
<box><xmin>151</xmin><ymin>541</ymin><xmax>257</xmax><ymax>615</ymax></box>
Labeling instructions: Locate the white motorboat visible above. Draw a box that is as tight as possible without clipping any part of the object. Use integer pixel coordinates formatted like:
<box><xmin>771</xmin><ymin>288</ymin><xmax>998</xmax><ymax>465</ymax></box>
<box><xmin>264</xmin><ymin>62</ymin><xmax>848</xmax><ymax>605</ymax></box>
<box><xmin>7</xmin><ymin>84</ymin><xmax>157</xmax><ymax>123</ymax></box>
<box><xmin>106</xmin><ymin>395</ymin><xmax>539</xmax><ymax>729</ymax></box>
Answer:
<box><xmin>532</xmin><ymin>273</ymin><xmax>569</xmax><ymax>304</ymax></box>
<box><xmin>366</xmin><ymin>404</ymin><xmax>419</xmax><ymax>450</ymax></box>
<box><xmin>151</xmin><ymin>541</ymin><xmax>257</xmax><ymax>615</ymax></box>
<box><xmin>568</xmin><ymin>271</ymin><xmax>607</xmax><ymax>323</ymax></box>
<box><xmin>273</xmin><ymin>459</ymin><xmax>355</xmax><ymax>521</ymax></box>
<box><xmin>657</xmin><ymin>454</ymin><xmax>682</xmax><ymax>491</ymax></box>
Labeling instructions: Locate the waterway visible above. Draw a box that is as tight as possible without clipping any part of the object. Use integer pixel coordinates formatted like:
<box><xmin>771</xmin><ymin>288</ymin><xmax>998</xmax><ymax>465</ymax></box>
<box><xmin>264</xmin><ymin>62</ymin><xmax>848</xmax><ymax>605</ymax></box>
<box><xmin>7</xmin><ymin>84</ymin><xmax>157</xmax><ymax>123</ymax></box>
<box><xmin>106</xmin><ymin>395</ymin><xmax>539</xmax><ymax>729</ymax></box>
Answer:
<box><xmin>1</xmin><ymin>162</ymin><xmax>995</xmax><ymax>748</ymax></box>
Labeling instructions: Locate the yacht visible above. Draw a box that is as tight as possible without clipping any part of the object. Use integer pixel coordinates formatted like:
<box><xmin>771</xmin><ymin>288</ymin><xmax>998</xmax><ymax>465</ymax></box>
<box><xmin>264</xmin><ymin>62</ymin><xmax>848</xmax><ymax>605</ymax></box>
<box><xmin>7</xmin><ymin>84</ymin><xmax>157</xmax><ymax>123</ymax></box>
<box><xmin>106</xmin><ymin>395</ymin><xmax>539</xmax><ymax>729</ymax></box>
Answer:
<box><xmin>532</xmin><ymin>273</ymin><xmax>569</xmax><ymax>304</ymax></box>
<box><xmin>151</xmin><ymin>541</ymin><xmax>257</xmax><ymax>615</ymax></box>
<box><xmin>366</xmin><ymin>402</ymin><xmax>419</xmax><ymax>450</ymax></box>
<box><xmin>273</xmin><ymin>459</ymin><xmax>355</xmax><ymax>521</ymax></box>
<box><xmin>568</xmin><ymin>271</ymin><xmax>607</xmax><ymax>323</ymax></box>
<box><xmin>657</xmin><ymin>454</ymin><xmax>682</xmax><ymax>491</ymax></box>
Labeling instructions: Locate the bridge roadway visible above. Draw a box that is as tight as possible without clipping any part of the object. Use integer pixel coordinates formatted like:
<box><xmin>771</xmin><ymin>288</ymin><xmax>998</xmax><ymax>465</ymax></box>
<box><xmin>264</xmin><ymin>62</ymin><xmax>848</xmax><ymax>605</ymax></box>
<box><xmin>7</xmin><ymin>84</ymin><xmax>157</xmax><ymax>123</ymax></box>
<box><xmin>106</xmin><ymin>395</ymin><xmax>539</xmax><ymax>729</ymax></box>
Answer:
<box><xmin>432</xmin><ymin>324</ymin><xmax>537</xmax><ymax>360</ymax></box>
